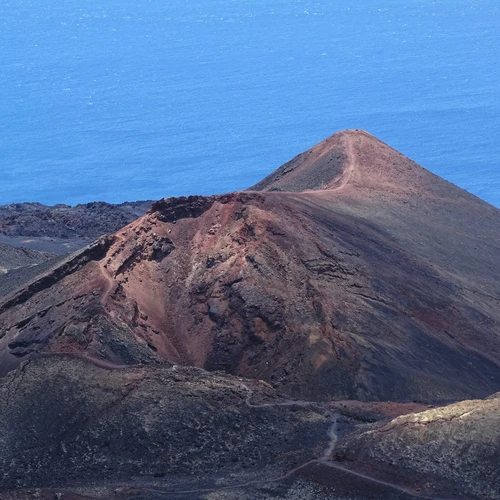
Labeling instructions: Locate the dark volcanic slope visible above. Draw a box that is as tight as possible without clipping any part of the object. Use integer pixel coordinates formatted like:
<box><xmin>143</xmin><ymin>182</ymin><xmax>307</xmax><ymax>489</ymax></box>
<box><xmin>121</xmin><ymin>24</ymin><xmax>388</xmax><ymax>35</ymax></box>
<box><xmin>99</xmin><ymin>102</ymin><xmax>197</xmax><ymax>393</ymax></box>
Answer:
<box><xmin>1</xmin><ymin>354</ymin><xmax>445</xmax><ymax>500</ymax></box>
<box><xmin>0</xmin><ymin>243</ymin><xmax>55</xmax><ymax>273</ymax></box>
<box><xmin>1</xmin><ymin>130</ymin><xmax>500</xmax><ymax>403</ymax></box>
<box><xmin>0</xmin><ymin>354</ymin><xmax>331</xmax><ymax>495</ymax></box>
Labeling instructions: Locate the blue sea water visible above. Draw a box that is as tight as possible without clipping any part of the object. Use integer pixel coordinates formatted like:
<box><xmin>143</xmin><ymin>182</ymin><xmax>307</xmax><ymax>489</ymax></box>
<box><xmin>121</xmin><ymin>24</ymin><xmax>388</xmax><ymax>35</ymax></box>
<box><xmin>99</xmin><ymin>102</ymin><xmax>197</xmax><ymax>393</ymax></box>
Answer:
<box><xmin>0</xmin><ymin>0</ymin><xmax>499</xmax><ymax>207</ymax></box>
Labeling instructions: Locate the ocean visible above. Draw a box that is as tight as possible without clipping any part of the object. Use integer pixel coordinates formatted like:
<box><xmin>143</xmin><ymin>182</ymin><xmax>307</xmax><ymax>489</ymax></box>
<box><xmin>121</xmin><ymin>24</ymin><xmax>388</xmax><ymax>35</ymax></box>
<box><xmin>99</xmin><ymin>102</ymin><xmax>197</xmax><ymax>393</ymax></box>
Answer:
<box><xmin>1</xmin><ymin>0</ymin><xmax>499</xmax><ymax>207</ymax></box>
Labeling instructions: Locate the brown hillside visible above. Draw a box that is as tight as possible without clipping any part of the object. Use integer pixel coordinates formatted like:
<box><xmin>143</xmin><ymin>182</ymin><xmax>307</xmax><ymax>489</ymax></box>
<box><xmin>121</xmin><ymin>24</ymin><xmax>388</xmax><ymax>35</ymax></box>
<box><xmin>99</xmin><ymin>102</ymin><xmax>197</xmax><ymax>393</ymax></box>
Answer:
<box><xmin>0</xmin><ymin>131</ymin><xmax>499</xmax><ymax>402</ymax></box>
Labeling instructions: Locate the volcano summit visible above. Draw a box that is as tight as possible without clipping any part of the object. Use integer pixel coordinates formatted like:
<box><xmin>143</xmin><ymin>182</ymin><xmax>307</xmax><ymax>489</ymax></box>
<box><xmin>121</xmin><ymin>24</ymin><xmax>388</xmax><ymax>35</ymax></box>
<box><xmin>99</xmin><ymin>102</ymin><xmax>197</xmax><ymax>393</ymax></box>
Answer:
<box><xmin>1</xmin><ymin>130</ymin><xmax>499</xmax><ymax>499</ymax></box>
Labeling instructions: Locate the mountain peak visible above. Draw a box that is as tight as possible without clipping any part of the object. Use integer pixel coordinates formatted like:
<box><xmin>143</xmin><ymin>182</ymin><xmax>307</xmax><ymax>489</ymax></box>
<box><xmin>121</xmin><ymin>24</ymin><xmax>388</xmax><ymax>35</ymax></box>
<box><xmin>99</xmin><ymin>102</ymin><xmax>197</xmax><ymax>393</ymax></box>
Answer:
<box><xmin>250</xmin><ymin>129</ymin><xmax>464</xmax><ymax>203</ymax></box>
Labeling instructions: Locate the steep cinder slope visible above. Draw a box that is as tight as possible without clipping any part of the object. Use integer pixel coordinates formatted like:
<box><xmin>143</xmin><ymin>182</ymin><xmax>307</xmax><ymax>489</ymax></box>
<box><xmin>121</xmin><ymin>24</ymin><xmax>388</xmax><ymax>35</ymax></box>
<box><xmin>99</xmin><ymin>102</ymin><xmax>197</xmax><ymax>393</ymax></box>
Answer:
<box><xmin>0</xmin><ymin>131</ymin><xmax>499</xmax><ymax>402</ymax></box>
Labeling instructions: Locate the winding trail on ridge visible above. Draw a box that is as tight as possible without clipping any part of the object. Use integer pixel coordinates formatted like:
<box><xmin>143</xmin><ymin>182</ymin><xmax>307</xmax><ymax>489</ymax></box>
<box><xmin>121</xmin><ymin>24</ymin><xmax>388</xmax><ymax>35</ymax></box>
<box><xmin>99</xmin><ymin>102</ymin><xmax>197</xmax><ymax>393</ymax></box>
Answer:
<box><xmin>97</xmin><ymin>260</ymin><xmax>115</xmax><ymax>305</ymax></box>
<box><xmin>329</xmin><ymin>132</ymin><xmax>357</xmax><ymax>192</ymax></box>
<box><xmin>137</xmin><ymin>382</ymin><xmax>448</xmax><ymax>499</ymax></box>
<box><xmin>240</xmin><ymin>381</ymin><xmax>340</xmax><ymax>462</ymax></box>
<box><xmin>41</xmin><ymin>352</ymin><xmax>130</xmax><ymax>370</ymax></box>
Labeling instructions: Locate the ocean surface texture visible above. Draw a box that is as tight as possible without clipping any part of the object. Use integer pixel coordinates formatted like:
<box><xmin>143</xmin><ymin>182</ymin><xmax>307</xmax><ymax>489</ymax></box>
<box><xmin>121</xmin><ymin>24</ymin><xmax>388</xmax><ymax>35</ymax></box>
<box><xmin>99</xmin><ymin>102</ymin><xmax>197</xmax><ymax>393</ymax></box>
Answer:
<box><xmin>1</xmin><ymin>0</ymin><xmax>499</xmax><ymax>207</ymax></box>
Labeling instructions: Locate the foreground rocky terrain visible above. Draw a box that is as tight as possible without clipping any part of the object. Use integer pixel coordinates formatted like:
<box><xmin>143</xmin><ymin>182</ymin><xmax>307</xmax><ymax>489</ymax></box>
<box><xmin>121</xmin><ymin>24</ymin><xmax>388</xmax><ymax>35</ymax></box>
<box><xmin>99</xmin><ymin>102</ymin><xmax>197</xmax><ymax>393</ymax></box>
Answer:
<box><xmin>337</xmin><ymin>393</ymin><xmax>500</xmax><ymax>500</ymax></box>
<box><xmin>0</xmin><ymin>130</ymin><xmax>499</xmax><ymax>498</ymax></box>
<box><xmin>0</xmin><ymin>353</ymin><xmax>496</xmax><ymax>499</ymax></box>
<box><xmin>0</xmin><ymin>355</ymin><xmax>331</xmax><ymax>496</ymax></box>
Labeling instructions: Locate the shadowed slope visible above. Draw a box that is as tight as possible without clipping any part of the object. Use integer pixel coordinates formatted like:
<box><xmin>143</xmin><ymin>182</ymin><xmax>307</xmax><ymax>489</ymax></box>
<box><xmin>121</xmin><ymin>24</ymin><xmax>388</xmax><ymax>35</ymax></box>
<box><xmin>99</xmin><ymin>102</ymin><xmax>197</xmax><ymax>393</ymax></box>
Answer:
<box><xmin>0</xmin><ymin>131</ymin><xmax>499</xmax><ymax>402</ymax></box>
<box><xmin>249</xmin><ymin>131</ymin><xmax>348</xmax><ymax>192</ymax></box>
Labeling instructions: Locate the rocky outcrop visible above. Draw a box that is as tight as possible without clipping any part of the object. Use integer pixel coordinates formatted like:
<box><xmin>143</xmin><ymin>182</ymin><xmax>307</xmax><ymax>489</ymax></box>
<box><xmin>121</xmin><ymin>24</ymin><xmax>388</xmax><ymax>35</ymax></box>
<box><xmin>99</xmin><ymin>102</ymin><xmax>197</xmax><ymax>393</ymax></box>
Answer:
<box><xmin>336</xmin><ymin>394</ymin><xmax>500</xmax><ymax>499</ymax></box>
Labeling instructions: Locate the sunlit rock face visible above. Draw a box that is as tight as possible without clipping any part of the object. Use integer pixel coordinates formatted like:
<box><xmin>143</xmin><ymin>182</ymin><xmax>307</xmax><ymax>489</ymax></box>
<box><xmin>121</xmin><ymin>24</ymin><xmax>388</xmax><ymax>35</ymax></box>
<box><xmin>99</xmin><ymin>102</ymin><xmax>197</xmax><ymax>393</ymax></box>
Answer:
<box><xmin>337</xmin><ymin>394</ymin><xmax>500</xmax><ymax>500</ymax></box>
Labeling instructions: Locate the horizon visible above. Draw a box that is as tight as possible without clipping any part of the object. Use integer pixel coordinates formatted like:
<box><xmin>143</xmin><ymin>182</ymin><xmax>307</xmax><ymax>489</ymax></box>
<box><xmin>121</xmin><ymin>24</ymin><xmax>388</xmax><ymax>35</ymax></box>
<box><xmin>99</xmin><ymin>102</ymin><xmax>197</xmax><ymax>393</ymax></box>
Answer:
<box><xmin>1</xmin><ymin>0</ymin><xmax>499</xmax><ymax>207</ymax></box>
<box><xmin>1</xmin><ymin>128</ymin><xmax>499</xmax><ymax>210</ymax></box>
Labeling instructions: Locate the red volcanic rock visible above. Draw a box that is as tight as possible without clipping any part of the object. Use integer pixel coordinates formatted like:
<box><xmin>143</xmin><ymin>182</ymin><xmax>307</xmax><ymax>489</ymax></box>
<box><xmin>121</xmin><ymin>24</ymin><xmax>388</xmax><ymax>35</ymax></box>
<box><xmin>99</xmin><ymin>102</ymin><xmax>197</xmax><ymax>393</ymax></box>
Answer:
<box><xmin>1</xmin><ymin>130</ymin><xmax>500</xmax><ymax>402</ymax></box>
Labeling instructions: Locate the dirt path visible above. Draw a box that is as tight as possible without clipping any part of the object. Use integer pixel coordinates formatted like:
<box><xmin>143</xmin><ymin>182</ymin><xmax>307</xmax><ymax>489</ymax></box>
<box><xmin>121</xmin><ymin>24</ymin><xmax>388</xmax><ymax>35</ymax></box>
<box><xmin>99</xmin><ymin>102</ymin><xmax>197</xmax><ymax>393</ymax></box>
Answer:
<box><xmin>320</xmin><ymin>412</ymin><xmax>339</xmax><ymax>460</ymax></box>
<box><xmin>294</xmin><ymin>132</ymin><xmax>357</xmax><ymax>194</ymax></box>
<box><xmin>140</xmin><ymin>382</ymin><xmax>445</xmax><ymax>499</ymax></box>
<box><xmin>313</xmin><ymin>460</ymin><xmax>450</xmax><ymax>499</ymax></box>
<box><xmin>97</xmin><ymin>260</ymin><xmax>115</xmax><ymax>305</ymax></box>
<box><xmin>328</xmin><ymin>132</ymin><xmax>357</xmax><ymax>192</ymax></box>
<box><xmin>153</xmin><ymin>458</ymin><xmax>447</xmax><ymax>499</ymax></box>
